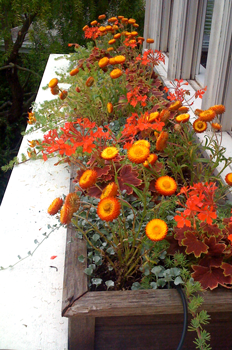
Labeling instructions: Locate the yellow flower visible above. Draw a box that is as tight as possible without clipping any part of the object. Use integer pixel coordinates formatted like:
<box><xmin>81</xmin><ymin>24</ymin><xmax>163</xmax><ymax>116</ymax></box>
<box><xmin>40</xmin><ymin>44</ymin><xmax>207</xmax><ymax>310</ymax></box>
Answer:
<box><xmin>101</xmin><ymin>147</ymin><xmax>119</xmax><ymax>160</ymax></box>
<box><xmin>48</xmin><ymin>197</ymin><xmax>63</xmax><ymax>215</ymax></box>
<box><xmin>100</xmin><ymin>182</ymin><xmax>118</xmax><ymax>200</ymax></box>
<box><xmin>114</xmin><ymin>33</ymin><xmax>121</xmax><ymax>39</ymax></box>
<box><xmin>143</xmin><ymin>154</ymin><xmax>158</xmax><ymax>168</ymax></box>
<box><xmin>98</xmin><ymin>57</ymin><xmax>109</xmax><ymax>68</ymax></box>
<box><xmin>114</xmin><ymin>55</ymin><xmax>126</xmax><ymax>64</ymax></box>
<box><xmin>107</xmin><ymin>102</ymin><xmax>113</xmax><ymax>113</ymax></box>
<box><xmin>155</xmin><ymin>176</ymin><xmax>177</xmax><ymax>196</ymax></box>
<box><xmin>193</xmin><ymin>119</ymin><xmax>207</xmax><ymax>133</ymax></box>
<box><xmin>48</xmin><ymin>78</ymin><xmax>58</xmax><ymax>88</ymax></box>
<box><xmin>108</xmin><ymin>17</ymin><xmax>117</xmax><ymax>23</ymax></box>
<box><xmin>79</xmin><ymin>169</ymin><xmax>97</xmax><ymax>189</ymax></box>
<box><xmin>82</xmin><ymin>25</ymin><xmax>89</xmax><ymax>31</ymax></box>
<box><xmin>128</xmin><ymin>18</ymin><xmax>136</xmax><ymax>24</ymax></box>
<box><xmin>97</xmin><ymin>197</ymin><xmax>121</xmax><ymax>221</ymax></box>
<box><xmin>90</xmin><ymin>20</ymin><xmax>97</xmax><ymax>26</ymax></box>
<box><xmin>225</xmin><ymin>173</ymin><xmax>232</xmax><ymax>186</ymax></box>
<box><xmin>175</xmin><ymin>113</ymin><xmax>190</xmax><ymax>123</ymax></box>
<box><xmin>148</xmin><ymin>112</ymin><xmax>159</xmax><ymax>122</ymax></box>
<box><xmin>127</xmin><ymin>145</ymin><xmax>150</xmax><ymax>164</ymax></box>
<box><xmin>133</xmin><ymin>140</ymin><xmax>150</xmax><ymax>148</ymax></box>
<box><xmin>169</xmin><ymin>101</ymin><xmax>182</xmax><ymax>111</ymax></box>
<box><xmin>108</xmin><ymin>39</ymin><xmax>116</xmax><ymax>45</ymax></box>
<box><xmin>146</xmin><ymin>219</ymin><xmax>168</xmax><ymax>241</ymax></box>
<box><xmin>110</xmin><ymin>68</ymin><xmax>123</xmax><ymax>79</ymax></box>
<box><xmin>199</xmin><ymin>109</ymin><xmax>216</xmax><ymax>122</ymax></box>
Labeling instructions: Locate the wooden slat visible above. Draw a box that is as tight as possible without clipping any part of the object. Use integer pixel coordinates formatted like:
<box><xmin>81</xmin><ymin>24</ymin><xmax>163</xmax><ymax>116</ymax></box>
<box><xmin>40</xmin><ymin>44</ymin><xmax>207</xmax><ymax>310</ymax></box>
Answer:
<box><xmin>63</xmin><ymin>288</ymin><xmax>232</xmax><ymax>318</ymax></box>
<box><xmin>68</xmin><ymin>316</ymin><xmax>95</xmax><ymax>350</ymax></box>
<box><xmin>62</xmin><ymin>165</ymin><xmax>88</xmax><ymax>316</ymax></box>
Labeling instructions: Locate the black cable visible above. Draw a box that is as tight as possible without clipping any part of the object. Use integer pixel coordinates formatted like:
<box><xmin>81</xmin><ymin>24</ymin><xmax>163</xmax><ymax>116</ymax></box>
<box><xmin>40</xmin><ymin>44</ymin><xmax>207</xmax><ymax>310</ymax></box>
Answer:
<box><xmin>175</xmin><ymin>285</ymin><xmax>188</xmax><ymax>350</ymax></box>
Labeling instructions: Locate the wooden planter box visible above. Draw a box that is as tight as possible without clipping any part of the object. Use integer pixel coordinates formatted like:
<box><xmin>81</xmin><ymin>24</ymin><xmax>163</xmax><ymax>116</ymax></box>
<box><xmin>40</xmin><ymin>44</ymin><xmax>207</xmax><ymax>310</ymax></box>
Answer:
<box><xmin>62</xmin><ymin>168</ymin><xmax>232</xmax><ymax>349</ymax></box>
<box><xmin>62</xmin><ymin>224</ymin><xmax>232</xmax><ymax>350</ymax></box>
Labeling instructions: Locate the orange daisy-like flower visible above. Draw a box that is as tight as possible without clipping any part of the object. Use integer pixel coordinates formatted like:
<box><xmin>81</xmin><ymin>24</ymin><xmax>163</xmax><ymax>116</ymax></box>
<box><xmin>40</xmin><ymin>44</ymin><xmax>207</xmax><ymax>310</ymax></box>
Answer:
<box><xmin>79</xmin><ymin>169</ymin><xmax>97</xmax><ymax>189</ymax></box>
<box><xmin>27</xmin><ymin>111</ymin><xmax>36</xmax><ymax>124</ymax></box>
<box><xmin>122</xmin><ymin>17</ymin><xmax>128</xmax><ymax>23</ymax></box>
<box><xmin>107</xmin><ymin>47</ymin><xmax>114</xmax><ymax>52</ymax></box>
<box><xmin>48</xmin><ymin>197</ymin><xmax>63</xmax><ymax>215</ymax></box>
<box><xmin>133</xmin><ymin>140</ymin><xmax>150</xmax><ymax>148</ymax></box>
<box><xmin>60</xmin><ymin>204</ymin><xmax>73</xmax><ymax>225</ymax></box>
<box><xmin>59</xmin><ymin>90</ymin><xmax>68</xmax><ymax>100</ymax></box>
<box><xmin>193</xmin><ymin>119</ymin><xmax>207</xmax><ymax>133</ymax></box>
<box><xmin>86</xmin><ymin>77</ymin><xmax>94</xmax><ymax>87</ymax></box>
<box><xmin>209</xmin><ymin>105</ymin><xmax>225</xmax><ymax>114</ymax></box>
<box><xmin>114</xmin><ymin>55</ymin><xmax>126</xmax><ymax>64</ymax></box>
<box><xmin>155</xmin><ymin>176</ymin><xmax>177</xmax><ymax>196</ymax></box>
<box><xmin>97</xmin><ymin>197</ymin><xmax>121</xmax><ymax>222</ymax></box>
<box><xmin>114</xmin><ymin>33</ymin><xmax>121</xmax><ymax>39</ymax></box>
<box><xmin>194</xmin><ymin>109</ymin><xmax>203</xmax><ymax>116</ymax></box>
<box><xmin>98</xmin><ymin>14</ymin><xmax>106</xmax><ymax>20</ymax></box>
<box><xmin>65</xmin><ymin>192</ymin><xmax>80</xmax><ymax>213</ymax></box>
<box><xmin>211</xmin><ymin>123</ymin><xmax>222</xmax><ymax>131</ymax></box>
<box><xmin>110</xmin><ymin>68</ymin><xmax>123</xmax><ymax>79</ymax></box>
<box><xmin>160</xmin><ymin>109</ymin><xmax>170</xmax><ymax>122</ymax></box>
<box><xmin>143</xmin><ymin>154</ymin><xmax>158</xmax><ymax>168</ymax></box>
<box><xmin>128</xmin><ymin>18</ymin><xmax>136</xmax><ymax>24</ymax></box>
<box><xmin>169</xmin><ymin>101</ymin><xmax>182</xmax><ymax>111</ymax></box>
<box><xmin>100</xmin><ymin>182</ymin><xmax>118</xmax><ymax>200</ymax></box>
<box><xmin>50</xmin><ymin>86</ymin><xmax>59</xmax><ymax>95</ymax></box>
<box><xmin>156</xmin><ymin>131</ymin><xmax>169</xmax><ymax>151</ymax></box>
<box><xmin>90</xmin><ymin>20</ymin><xmax>97</xmax><ymax>26</ymax></box>
<box><xmin>225</xmin><ymin>173</ymin><xmax>232</xmax><ymax>186</ymax></box>
<box><xmin>48</xmin><ymin>78</ymin><xmax>58</xmax><ymax>88</ymax></box>
<box><xmin>99</xmin><ymin>26</ymin><xmax>106</xmax><ymax>33</ymax></box>
<box><xmin>108</xmin><ymin>39</ymin><xmax>116</xmax><ymax>45</ymax></box>
<box><xmin>108</xmin><ymin>17</ymin><xmax>117</xmax><ymax>23</ymax></box>
<box><xmin>107</xmin><ymin>102</ymin><xmax>113</xmax><ymax>113</ymax></box>
<box><xmin>146</xmin><ymin>219</ymin><xmax>168</xmax><ymax>241</ymax></box>
<box><xmin>146</xmin><ymin>38</ymin><xmax>154</xmax><ymax>43</ymax></box>
<box><xmin>101</xmin><ymin>147</ymin><xmax>119</xmax><ymax>160</ymax></box>
<box><xmin>98</xmin><ymin>57</ymin><xmax>109</xmax><ymax>68</ymax></box>
<box><xmin>175</xmin><ymin>113</ymin><xmax>190</xmax><ymax>123</ymax></box>
<box><xmin>148</xmin><ymin>112</ymin><xmax>160</xmax><ymax>122</ymax></box>
<box><xmin>178</xmin><ymin>106</ymin><xmax>189</xmax><ymax>113</ymax></box>
<box><xmin>199</xmin><ymin>109</ymin><xmax>216</xmax><ymax>122</ymax></box>
<box><xmin>138</xmin><ymin>36</ymin><xmax>145</xmax><ymax>42</ymax></box>
<box><xmin>82</xmin><ymin>25</ymin><xmax>89</xmax><ymax>31</ymax></box>
<box><xmin>70</xmin><ymin>67</ymin><xmax>79</xmax><ymax>76</ymax></box>
<box><xmin>127</xmin><ymin>144</ymin><xmax>150</xmax><ymax>164</ymax></box>
<box><xmin>131</xmin><ymin>31</ymin><xmax>138</xmax><ymax>37</ymax></box>
<box><xmin>109</xmin><ymin>57</ymin><xmax>116</xmax><ymax>65</ymax></box>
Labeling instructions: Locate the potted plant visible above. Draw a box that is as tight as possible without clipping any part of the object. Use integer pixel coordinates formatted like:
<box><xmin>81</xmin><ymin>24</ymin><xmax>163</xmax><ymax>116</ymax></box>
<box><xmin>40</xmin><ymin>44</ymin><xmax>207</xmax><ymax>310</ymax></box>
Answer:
<box><xmin>12</xmin><ymin>14</ymin><xmax>232</xmax><ymax>349</ymax></box>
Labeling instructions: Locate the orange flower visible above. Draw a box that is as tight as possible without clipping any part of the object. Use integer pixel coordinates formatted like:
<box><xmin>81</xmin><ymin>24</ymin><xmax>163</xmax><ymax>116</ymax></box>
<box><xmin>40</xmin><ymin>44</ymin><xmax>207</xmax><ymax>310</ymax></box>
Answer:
<box><xmin>107</xmin><ymin>102</ymin><xmax>113</xmax><ymax>113</ymax></box>
<box><xmin>60</xmin><ymin>204</ymin><xmax>72</xmax><ymax>225</ymax></box>
<box><xmin>101</xmin><ymin>147</ymin><xmax>119</xmax><ymax>160</ymax></box>
<box><xmin>108</xmin><ymin>39</ymin><xmax>116</xmax><ymax>45</ymax></box>
<box><xmin>211</xmin><ymin>123</ymin><xmax>222</xmax><ymax>131</ymax></box>
<box><xmin>155</xmin><ymin>176</ymin><xmax>177</xmax><ymax>196</ymax></box>
<box><xmin>122</xmin><ymin>18</ymin><xmax>128</xmax><ymax>23</ymax></box>
<box><xmin>228</xmin><ymin>234</ymin><xmax>232</xmax><ymax>244</ymax></box>
<box><xmin>160</xmin><ymin>109</ymin><xmax>170</xmax><ymax>122</ymax></box>
<box><xmin>70</xmin><ymin>67</ymin><xmax>79</xmax><ymax>76</ymax></box>
<box><xmin>133</xmin><ymin>140</ymin><xmax>150</xmax><ymax>148</ymax></box>
<box><xmin>156</xmin><ymin>131</ymin><xmax>169</xmax><ymax>151</ymax></box>
<box><xmin>107</xmin><ymin>47</ymin><xmax>114</xmax><ymax>52</ymax></box>
<box><xmin>178</xmin><ymin>106</ymin><xmax>189</xmax><ymax>113</ymax></box>
<box><xmin>90</xmin><ymin>20</ymin><xmax>97</xmax><ymax>26</ymax></box>
<box><xmin>82</xmin><ymin>25</ymin><xmax>89</xmax><ymax>31</ymax></box>
<box><xmin>98</xmin><ymin>14</ymin><xmax>106</xmax><ymax>20</ymax></box>
<box><xmin>97</xmin><ymin>197</ymin><xmax>121</xmax><ymax>222</ymax></box>
<box><xmin>148</xmin><ymin>112</ymin><xmax>159</xmax><ymax>122</ymax></box>
<box><xmin>99</xmin><ymin>26</ymin><xmax>106</xmax><ymax>33</ymax></box>
<box><xmin>100</xmin><ymin>182</ymin><xmax>118</xmax><ymax>200</ymax></box>
<box><xmin>27</xmin><ymin>111</ymin><xmax>36</xmax><ymax>124</ymax></box>
<box><xmin>110</xmin><ymin>68</ymin><xmax>123</xmax><ymax>79</ymax></box>
<box><xmin>146</xmin><ymin>219</ymin><xmax>168</xmax><ymax>241</ymax></box>
<box><xmin>98</xmin><ymin>57</ymin><xmax>109</xmax><ymax>68</ymax></box>
<box><xmin>209</xmin><ymin>105</ymin><xmax>225</xmax><ymax>114</ymax></box>
<box><xmin>118</xmin><ymin>16</ymin><xmax>124</xmax><ymax>20</ymax></box>
<box><xmin>50</xmin><ymin>86</ymin><xmax>59</xmax><ymax>95</ymax></box>
<box><xmin>131</xmin><ymin>31</ymin><xmax>138</xmax><ymax>37</ymax></box>
<box><xmin>146</xmin><ymin>38</ymin><xmax>154</xmax><ymax>43</ymax></box>
<box><xmin>138</xmin><ymin>36</ymin><xmax>144</xmax><ymax>41</ymax></box>
<box><xmin>128</xmin><ymin>18</ymin><xmax>136</xmax><ymax>24</ymax></box>
<box><xmin>105</xmin><ymin>25</ymin><xmax>112</xmax><ymax>31</ymax></box>
<box><xmin>114</xmin><ymin>55</ymin><xmax>126</xmax><ymax>64</ymax></box>
<box><xmin>59</xmin><ymin>90</ymin><xmax>68</xmax><ymax>100</ymax></box>
<box><xmin>48</xmin><ymin>78</ymin><xmax>58</xmax><ymax>88</ymax></box>
<box><xmin>65</xmin><ymin>193</ymin><xmax>80</xmax><ymax>213</ymax></box>
<box><xmin>109</xmin><ymin>57</ymin><xmax>116</xmax><ymax>65</ymax></box>
<box><xmin>108</xmin><ymin>17</ymin><xmax>117</xmax><ymax>23</ymax></box>
<box><xmin>193</xmin><ymin>119</ymin><xmax>207</xmax><ymax>133</ymax></box>
<box><xmin>133</xmin><ymin>23</ymin><xmax>139</xmax><ymax>28</ymax></box>
<box><xmin>79</xmin><ymin>169</ymin><xmax>97</xmax><ymax>189</ymax></box>
<box><xmin>143</xmin><ymin>154</ymin><xmax>158</xmax><ymax>168</ymax></box>
<box><xmin>75</xmin><ymin>86</ymin><xmax>81</xmax><ymax>93</ymax></box>
<box><xmin>48</xmin><ymin>198</ymin><xmax>63</xmax><ymax>215</ymax></box>
<box><xmin>127</xmin><ymin>144</ymin><xmax>150</xmax><ymax>164</ymax></box>
<box><xmin>114</xmin><ymin>33</ymin><xmax>121</xmax><ymax>39</ymax></box>
<box><xmin>169</xmin><ymin>101</ymin><xmax>182</xmax><ymax>111</ymax></box>
<box><xmin>194</xmin><ymin>109</ymin><xmax>203</xmax><ymax>116</ymax></box>
<box><xmin>175</xmin><ymin>113</ymin><xmax>190</xmax><ymax>123</ymax></box>
<box><xmin>199</xmin><ymin>109</ymin><xmax>216</xmax><ymax>122</ymax></box>
<box><xmin>86</xmin><ymin>76</ymin><xmax>94</xmax><ymax>87</ymax></box>
<box><xmin>225</xmin><ymin>173</ymin><xmax>232</xmax><ymax>186</ymax></box>
<box><xmin>129</xmin><ymin>39</ymin><xmax>136</xmax><ymax>45</ymax></box>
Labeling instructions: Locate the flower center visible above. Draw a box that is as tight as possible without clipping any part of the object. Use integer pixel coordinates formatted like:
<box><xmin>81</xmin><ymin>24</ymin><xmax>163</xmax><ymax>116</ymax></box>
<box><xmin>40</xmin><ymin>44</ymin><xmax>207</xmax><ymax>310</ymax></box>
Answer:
<box><xmin>162</xmin><ymin>180</ymin><xmax>171</xmax><ymax>189</ymax></box>
<box><xmin>152</xmin><ymin>226</ymin><xmax>160</xmax><ymax>234</ymax></box>
<box><xmin>103</xmin><ymin>203</ymin><xmax>113</xmax><ymax>213</ymax></box>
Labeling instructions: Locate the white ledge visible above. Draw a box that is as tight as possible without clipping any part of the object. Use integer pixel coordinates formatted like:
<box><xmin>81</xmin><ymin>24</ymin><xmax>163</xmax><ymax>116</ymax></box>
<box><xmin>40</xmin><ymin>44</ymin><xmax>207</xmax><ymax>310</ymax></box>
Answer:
<box><xmin>0</xmin><ymin>54</ymin><xmax>70</xmax><ymax>350</ymax></box>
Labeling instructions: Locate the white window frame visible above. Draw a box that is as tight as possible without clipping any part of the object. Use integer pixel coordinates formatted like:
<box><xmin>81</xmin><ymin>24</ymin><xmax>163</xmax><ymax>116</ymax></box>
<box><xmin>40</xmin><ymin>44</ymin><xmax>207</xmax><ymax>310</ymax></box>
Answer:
<box><xmin>143</xmin><ymin>0</ymin><xmax>232</xmax><ymax>199</ymax></box>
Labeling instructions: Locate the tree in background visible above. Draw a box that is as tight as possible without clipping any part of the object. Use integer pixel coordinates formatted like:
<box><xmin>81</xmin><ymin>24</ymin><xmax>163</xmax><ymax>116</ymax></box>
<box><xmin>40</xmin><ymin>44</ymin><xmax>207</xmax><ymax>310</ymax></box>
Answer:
<box><xmin>0</xmin><ymin>0</ymin><xmax>145</xmax><ymax>202</ymax></box>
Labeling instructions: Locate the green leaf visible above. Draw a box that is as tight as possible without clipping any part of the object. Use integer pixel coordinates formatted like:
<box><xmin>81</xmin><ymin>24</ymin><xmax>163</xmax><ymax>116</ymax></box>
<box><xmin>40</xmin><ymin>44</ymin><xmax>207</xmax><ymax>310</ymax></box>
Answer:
<box><xmin>84</xmin><ymin>267</ymin><xmax>93</xmax><ymax>276</ymax></box>
<box><xmin>105</xmin><ymin>280</ymin><xmax>114</xmax><ymax>289</ymax></box>
<box><xmin>91</xmin><ymin>278</ymin><xmax>102</xmax><ymax>286</ymax></box>
<box><xmin>78</xmin><ymin>255</ymin><xmax>85</xmax><ymax>263</ymax></box>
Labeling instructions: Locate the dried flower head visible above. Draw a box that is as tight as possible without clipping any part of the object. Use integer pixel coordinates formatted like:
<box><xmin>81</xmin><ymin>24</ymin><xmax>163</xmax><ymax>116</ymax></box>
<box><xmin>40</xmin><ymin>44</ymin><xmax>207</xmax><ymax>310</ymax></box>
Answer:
<box><xmin>107</xmin><ymin>102</ymin><xmax>113</xmax><ymax>113</ymax></box>
<box><xmin>49</xmin><ymin>78</ymin><xmax>58</xmax><ymax>88</ymax></box>
<box><xmin>100</xmin><ymin>182</ymin><xmax>118</xmax><ymax>200</ymax></box>
<box><xmin>101</xmin><ymin>147</ymin><xmax>119</xmax><ymax>160</ymax></box>
<box><xmin>225</xmin><ymin>173</ymin><xmax>232</xmax><ymax>186</ymax></box>
<box><xmin>47</xmin><ymin>197</ymin><xmax>63</xmax><ymax>215</ymax></box>
<box><xmin>169</xmin><ymin>101</ymin><xmax>182</xmax><ymax>111</ymax></box>
<box><xmin>156</xmin><ymin>131</ymin><xmax>169</xmax><ymax>151</ymax></box>
<box><xmin>209</xmin><ymin>104</ymin><xmax>225</xmax><ymax>114</ymax></box>
<box><xmin>97</xmin><ymin>197</ymin><xmax>121</xmax><ymax>221</ymax></box>
<box><xmin>127</xmin><ymin>144</ymin><xmax>150</xmax><ymax>164</ymax></box>
<box><xmin>133</xmin><ymin>140</ymin><xmax>150</xmax><ymax>148</ymax></box>
<box><xmin>199</xmin><ymin>109</ymin><xmax>216</xmax><ymax>122</ymax></box>
<box><xmin>79</xmin><ymin>169</ymin><xmax>97</xmax><ymax>189</ymax></box>
<box><xmin>98</xmin><ymin>57</ymin><xmax>109</xmax><ymax>68</ymax></box>
<box><xmin>70</xmin><ymin>67</ymin><xmax>79</xmax><ymax>76</ymax></box>
<box><xmin>143</xmin><ymin>154</ymin><xmax>158</xmax><ymax>168</ymax></box>
<box><xmin>175</xmin><ymin>113</ymin><xmax>190</xmax><ymax>123</ymax></box>
<box><xmin>155</xmin><ymin>176</ymin><xmax>177</xmax><ymax>196</ymax></box>
<box><xmin>146</xmin><ymin>219</ymin><xmax>168</xmax><ymax>241</ymax></box>
<box><xmin>110</xmin><ymin>68</ymin><xmax>123</xmax><ymax>79</ymax></box>
<box><xmin>193</xmin><ymin>119</ymin><xmax>207</xmax><ymax>133</ymax></box>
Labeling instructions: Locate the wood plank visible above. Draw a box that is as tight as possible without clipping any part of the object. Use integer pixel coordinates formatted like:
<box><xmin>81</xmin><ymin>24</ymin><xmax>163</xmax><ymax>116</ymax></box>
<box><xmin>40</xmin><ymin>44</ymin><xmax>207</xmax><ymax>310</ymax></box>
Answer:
<box><xmin>62</xmin><ymin>165</ymin><xmax>88</xmax><ymax>315</ymax></box>
<box><xmin>63</xmin><ymin>288</ymin><xmax>232</xmax><ymax>318</ymax></box>
<box><xmin>68</xmin><ymin>316</ymin><xmax>95</xmax><ymax>350</ymax></box>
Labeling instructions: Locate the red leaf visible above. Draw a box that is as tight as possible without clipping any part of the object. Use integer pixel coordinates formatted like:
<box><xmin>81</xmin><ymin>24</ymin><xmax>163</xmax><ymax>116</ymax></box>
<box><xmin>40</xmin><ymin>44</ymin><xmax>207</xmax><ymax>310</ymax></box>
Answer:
<box><xmin>166</xmin><ymin>234</ymin><xmax>186</xmax><ymax>255</ymax></box>
<box><xmin>182</xmin><ymin>231</ymin><xmax>208</xmax><ymax>257</ymax></box>
<box><xmin>192</xmin><ymin>264</ymin><xmax>232</xmax><ymax>290</ymax></box>
<box><xmin>88</xmin><ymin>185</ymin><xmax>103</xmax><ymax>198</ymax></box>
<box><xmin>221</xmin><ymin>262</ymin><xmax>232</xmax><ymax>277</ymax></box>
<box><xmin>118</xmin><ymin>165</ymin><xmax>142</xmax><ymax>195</ymax></box>
<box><xmin>50</xmin><ymin>255</ymin><xmax>57</xmax><ymax>260</ymax></box>
<box><xmin>204</xmin><ymin>236</ymin><xmax>226</xmax><ymax>255</ymax></box>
